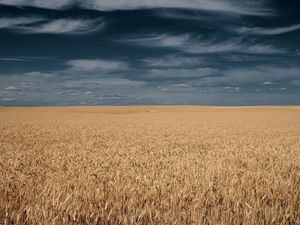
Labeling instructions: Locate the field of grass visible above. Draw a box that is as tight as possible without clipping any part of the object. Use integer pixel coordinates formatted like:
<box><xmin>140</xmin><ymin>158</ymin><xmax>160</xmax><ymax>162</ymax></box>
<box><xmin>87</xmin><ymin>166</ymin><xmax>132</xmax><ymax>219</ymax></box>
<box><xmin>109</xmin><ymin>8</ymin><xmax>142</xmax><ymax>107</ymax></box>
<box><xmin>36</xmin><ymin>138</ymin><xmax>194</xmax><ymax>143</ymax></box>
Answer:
<box><xmin>0</xmin><ymin>106</ymin><xmax>299</xmax><ymax>224</ymax></box>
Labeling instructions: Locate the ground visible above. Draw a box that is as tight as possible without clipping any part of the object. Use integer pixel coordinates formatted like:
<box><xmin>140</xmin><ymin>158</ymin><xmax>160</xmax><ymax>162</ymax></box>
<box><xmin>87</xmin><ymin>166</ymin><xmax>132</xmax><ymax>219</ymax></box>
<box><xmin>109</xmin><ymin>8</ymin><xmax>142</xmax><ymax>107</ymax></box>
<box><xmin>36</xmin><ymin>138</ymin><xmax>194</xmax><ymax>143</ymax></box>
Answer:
<box><xmin>0</xmin><ymin>106</ymin><xmax>299</xmax><ymax>224</ymax></box>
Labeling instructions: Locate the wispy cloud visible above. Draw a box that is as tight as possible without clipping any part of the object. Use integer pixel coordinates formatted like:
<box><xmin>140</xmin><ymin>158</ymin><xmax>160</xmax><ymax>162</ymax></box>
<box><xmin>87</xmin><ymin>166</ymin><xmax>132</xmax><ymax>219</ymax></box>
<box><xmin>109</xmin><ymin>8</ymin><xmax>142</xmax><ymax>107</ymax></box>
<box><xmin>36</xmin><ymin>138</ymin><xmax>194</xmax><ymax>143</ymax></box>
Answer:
<box><xmin>125</xmin><ymin>34</ymin><xmax>189</xmax><ymax>48</ymax></box>
<box><xmin>0</xmin><ymin>57</ymin><xmax>27</xmax><ymax>61</ymax></box>
<box><xmin>0</xmin><ymin>0</ymin><xmax>73</xmax><ymax>9</ymax></box>
<box><xmin>13</xmin><ymin>18</ymin><xmax>105</xmax><ymax>34</ymax></box>
<box><xmin>237</xmin><ymin>24</ymin><xmax>300</xmax><ymax>35</ymax></box>
<box><xmin>123</xmin><ymin>34</ymin><xmax>285</xmax><ymax>54</ymax></box>
<box><xmin>0</xmin><ymin>0</ymin><xmax>272</xmax><ymax>16</ymax></box>
<box><xmin>220</xmin><ymin>66</ymin><xmax>300</xmax><ymax>86</ymax></box>
<box><xmin>145</xmin><ymin>68</ymin><xmax>216</xmax><ymax>80</ymax></box>
<box><xmin>82</xmin><ymin>0</ymin><xmax>271</xmax><ymax>16</ymax></box>
<box><xmin>66</xmin><ymin>59</ymin><xmax>129</xmax><ymax>72</ymax></box>
<box><xmin>154</xmin><ymin>10</ymin><xmax>213</xmax><ymax>21</ymax></box>
<box><xmin>142</xmin><ymin>55</ymin><xmax>204</xmax><ymax>68</ymax></box>
<box><xmin>262</xmin><ymin>81</ymin><xmax>275</xmax><ymax>85</ymax></box>
<box><xmin>0</xmin><ymin>17</ymin><xmax>45</xmax><ymax>29</ymax></box>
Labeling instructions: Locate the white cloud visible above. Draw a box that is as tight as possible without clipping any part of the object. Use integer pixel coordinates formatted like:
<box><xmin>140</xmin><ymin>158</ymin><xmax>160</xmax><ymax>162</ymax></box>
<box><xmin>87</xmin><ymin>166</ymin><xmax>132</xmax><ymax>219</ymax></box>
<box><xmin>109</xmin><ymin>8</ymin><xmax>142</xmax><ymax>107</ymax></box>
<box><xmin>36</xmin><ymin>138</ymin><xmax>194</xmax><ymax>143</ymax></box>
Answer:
<box><xmin>61</xmin><ymin>78</ymin><xmax>145</xmax><ymax>91</ymax></box>
<box><xmin>171</xmin><ymin>83</ymin><xmax>191</xmax><ymax>88</ymax></box>
<box><xmin>0</xmin><ymin>57</ymin><xmax>27</xmax><ymax>61</ymax></box>
<box><xmin>125</xmin><ymin>34</ymin><xmax>189</xmax><ymax>48</ymax></box>
<box><xmin>66</xmin><ymin>59</ymin><xmax>129</xmax><ymax>72</ymax></box>
<box><xmin>262</xmin><ymin>81</ymin><xmax>275</xmax><ymax>85</ymax></box>
<box><xmin>184</xmin><ymin>39</ymin><xmax>283</xmax><ymax>54</ymax></box>
<box><xmin>4</xmin><ymin>86</ymin><xmax>20</xmax><ymax>91</ymax></box>
<box><xmin>97</xmin><ymin>78</ymin><xmax>144</xmax><ymax>87</ymax></box>
<box><xmin>0</xmin><ymin>0</ymin><xmax>72</xmax><ymax>9</ymax></box>
<box><xmin>195</xmin><ymin>66</ymin><xmax>300</xmax><ymax>87</ymax></box>
<box><xmin>1</xmin><ymin>97</ymin><xmax>15</xmax><ymax>102</ymax></box>
<box><xmin>237</xmin><ymin>24</ymin><xmax>300</xmax><ymax>35</ymax></box>
<box><xmin>223</xmin><ymin>67</ymin><xmax>300</xmax><ymax>85</ymax></box>
<box><xmin>123</xmin><ymin>34</ymin><xmax>284</xmax><ymax>54</ymax></box>
<box><xmin>156</xmin><ymin>83</ymin><xmax>198</xmax><ymax>93</ymax></box>
<box><xmin>142</xmin><ymin>55</ymin><xmax>203</xmax><ymax>68</ymax></box>
<box><xmin>0</xmin><ymin>17</ymin><xmax>45</xmax><ymax>29</ymax></box>
<box><xmin>0</xmin><ymin>0</ymin><xmax>272</xmax><ymax>16</ymax></box>
<box><xmin>83</xmin><ymin>0</ymin><xmax>268</xmax><ymax>15</ymax></box>
<box><xmin>14</xmin><ymin>18</ymin><xmax>104</xmax><ymax>34</ymax></box>
<box><xmin>235</xmin><ymin>87</ymin><xmax>241</xmax><ymax>92</ymax></box>
<box><xmin>146</xmin><ymin>67</ymin><xmax>216</xmax><ymax>79</ymax></box>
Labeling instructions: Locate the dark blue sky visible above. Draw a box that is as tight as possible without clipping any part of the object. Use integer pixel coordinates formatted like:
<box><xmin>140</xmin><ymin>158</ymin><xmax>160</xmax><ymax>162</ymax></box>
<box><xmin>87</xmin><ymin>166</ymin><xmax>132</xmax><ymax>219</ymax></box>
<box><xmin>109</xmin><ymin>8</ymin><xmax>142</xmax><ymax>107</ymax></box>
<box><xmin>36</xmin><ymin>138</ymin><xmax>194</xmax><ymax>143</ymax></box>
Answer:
<box><xmin>0</xmin><ymin>0</ymin><xmax>299</xmax><ymax>106</ymax></box>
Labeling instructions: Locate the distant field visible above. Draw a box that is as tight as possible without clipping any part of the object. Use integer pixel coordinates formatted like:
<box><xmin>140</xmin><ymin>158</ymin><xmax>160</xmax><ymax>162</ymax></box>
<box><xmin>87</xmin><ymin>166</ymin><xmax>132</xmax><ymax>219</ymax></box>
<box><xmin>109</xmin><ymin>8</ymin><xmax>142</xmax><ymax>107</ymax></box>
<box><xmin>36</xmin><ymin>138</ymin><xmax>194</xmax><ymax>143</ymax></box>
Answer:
<box><xmin>0</xmin><ymin>106</ymin><xmax>299</xmax><ymax>224</ymax></box>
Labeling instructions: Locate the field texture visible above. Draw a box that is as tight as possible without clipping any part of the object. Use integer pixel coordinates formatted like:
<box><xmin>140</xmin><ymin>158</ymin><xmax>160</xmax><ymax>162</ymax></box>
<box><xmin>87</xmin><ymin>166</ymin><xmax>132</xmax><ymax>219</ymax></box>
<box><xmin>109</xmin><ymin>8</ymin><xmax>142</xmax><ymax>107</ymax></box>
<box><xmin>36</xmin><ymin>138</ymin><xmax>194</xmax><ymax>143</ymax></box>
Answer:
<box><xmin>0</xmin><ymin>106</ymin><xmax>299</xmax><ymax>225</ymax></box>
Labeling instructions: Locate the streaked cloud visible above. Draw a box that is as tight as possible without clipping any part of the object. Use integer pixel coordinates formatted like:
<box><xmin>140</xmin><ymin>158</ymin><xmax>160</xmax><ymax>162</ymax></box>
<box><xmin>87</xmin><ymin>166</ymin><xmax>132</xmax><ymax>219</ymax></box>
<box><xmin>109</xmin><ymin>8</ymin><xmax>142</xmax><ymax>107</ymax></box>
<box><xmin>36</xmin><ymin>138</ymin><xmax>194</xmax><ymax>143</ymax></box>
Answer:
<box><xmin>1</xmin><ymin>97</ymin><xmax>16</xmax><ymax>102</ymax></box>
<box><xmin>0</xmin><ymin>0</ymin><xmax>73</xmax><ymax>9</ymax></box>
<box><xmin>0</xmin><ymin>57</ymin><xmax>27</xmax><ymax>61</ymax></box>
<box><xmin>142</xmin><ymin>55</ymin><xmax>203</xmax><ymax>68</ymax></box>
<box><xmin>0</xmin><ymin>17</ymin><xmax>45</xmax><ymax>29</ymax></box>
<box><xmin>66</xmin><ymin>59</ymin><xmax>129</xmax><ymax>72</ymax></box>
<box><xmin>262</xmin><ymin>81</ymin><xmax>275</xmax><ymax>85</ymax></box>
<box><xmin>0</xmin><ymin>0</ymin><xmax>272</xmax><ymax>16</ymax></box>
<box><xmin>237</xmin><ymin>24</ymin><xmax>300</xmax><ymax>35</ymax></box>
<box><xmin>145</xmin><ymin>67</ymin><xmax>217</xmax><ymax>80</ymax></box>
<box><xmin>13</xmin><ymin>18</ymin><xmax>105</xmax><ymax>34</ymax></box>
<box><xmin>4</xmin><ymin>86</ymin><xmax>21</xmax><ymax>91</ymax></box>
<box><xmin>123</xmin><ymin>34</ymin><xmax>285</xmax><ymax>54</ymax></box>
<box><xmin>220</xmin><ymin>66</ymin><xmax>300</xmax><ymax>86</ymax></box>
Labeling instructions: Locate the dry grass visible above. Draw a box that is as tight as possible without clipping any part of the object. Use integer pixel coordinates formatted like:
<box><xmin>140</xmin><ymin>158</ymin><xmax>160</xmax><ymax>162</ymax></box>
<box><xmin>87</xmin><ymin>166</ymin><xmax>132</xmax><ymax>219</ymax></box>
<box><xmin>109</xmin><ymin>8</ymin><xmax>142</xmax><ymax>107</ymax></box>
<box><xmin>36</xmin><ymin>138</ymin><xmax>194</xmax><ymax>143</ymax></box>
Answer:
<box><xmin>0</xmin><ymin>106</ymin><xmax>299</xmax><ymax>225</ymax></box>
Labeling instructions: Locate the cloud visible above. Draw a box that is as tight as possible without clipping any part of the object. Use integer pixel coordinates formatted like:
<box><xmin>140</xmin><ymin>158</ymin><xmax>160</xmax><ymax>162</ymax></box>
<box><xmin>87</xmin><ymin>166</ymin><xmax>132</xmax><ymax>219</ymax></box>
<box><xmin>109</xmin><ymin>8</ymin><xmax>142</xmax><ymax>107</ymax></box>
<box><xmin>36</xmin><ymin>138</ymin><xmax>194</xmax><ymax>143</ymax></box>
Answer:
<box><xmin>262</xmin><ymin>81</ymin><xmax>275</xmax><ymax>85</ymax></box>
<box><xmin>142</xmin><ymin>55</ymin><xmax>204</xmax><ymax>68</ymax></box>
<box><xmin>154</xmin><ymin>10</ymin><xmax>214</xmax><ymax>21</ymax></box>
<box><xmin>221</xmin><ymin>66</ymin><xmax>300</xmax><ymax>86</ymax></box>
<box><xmin>0</xmin><ymin>57</ymin><xmax>27</xmax><ymax>61</ymax></box>
<box><xmin>96</xmin><ymin>78</ymin><xmax>145</xmax><ymax>87</ymax></box>
<box><xmin>145</xmin><ymin>67</ymin><xmax>216</xmax><ymax>80</ymax></box>
<box><xmin>179</xmin><ymin>66</ymin><xmax>300</xmax><ymax>88</ymax></box>
<box><xmin>237</xmin><ymin>24</ymin><xmax>300</xmax><ymax>35</ymax></box>
<box><xmin>13</xmin><ymin>18</ymin><xmax>105</xmax><ymax>34</ymax></box>
<box><xmin>0</xmin><ymin>17</ymin><xmax>45</xmax><ymax>29</ymax></box>
<box><xmin>66</xmin><ymin>59</ymin><xmax>129</xmax><ymax>72</ymax></box>
<box><xmin>4</xmin><ymin>86</ymin><xmax>22</xmax><ymax>91</ymax></box>
<box><xmin>289</xmin><ymin>80</ymin><xmax>300</xmax><ymax>86</ymax></box>
<box><xmin>125</xmin><ymin>34</ymin><xmax>189</xmax><ymax>48</ymax></box>
<box><xmin>0</xmin><ymin>0</ymin><xmax>272</xmax><ymax>16</ymax></box>
<box><xmin>123</xmin><ymin>34</ymin><xmax>285</xmax><ymax>54</ymax></box>
<box><xmin>1</xmin><ymin>97</ymin><xmax>16</xmax><ymax>102</ymax></box>
<box><xmin>61</xmin><ymin>78</ymin><xmax>145</xmax><ymax>91</ymax></box>
<box><xmin>0</xmin><ymin>0</ymin><xmax>73</xmax><ymax>9</ymax></box>
<box><xmin>156</xmin><ymin>83</ymin><xmax>197</xmax><ymax>93</ymax></box>
<box><xmin>0</xmin><ymin>69</ymin><xmax>147</xmax><ymax>106</ymax></box>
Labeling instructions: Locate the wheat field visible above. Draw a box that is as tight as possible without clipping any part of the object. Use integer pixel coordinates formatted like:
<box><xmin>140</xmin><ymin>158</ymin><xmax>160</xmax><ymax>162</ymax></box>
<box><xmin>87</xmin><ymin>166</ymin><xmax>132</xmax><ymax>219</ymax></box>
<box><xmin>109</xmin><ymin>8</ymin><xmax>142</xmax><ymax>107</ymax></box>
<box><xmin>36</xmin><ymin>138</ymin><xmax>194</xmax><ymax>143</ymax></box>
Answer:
<box><xmin>0</xmin><ymin>106</ymin><xmax>299</xmax><ymax>224</ymax></box>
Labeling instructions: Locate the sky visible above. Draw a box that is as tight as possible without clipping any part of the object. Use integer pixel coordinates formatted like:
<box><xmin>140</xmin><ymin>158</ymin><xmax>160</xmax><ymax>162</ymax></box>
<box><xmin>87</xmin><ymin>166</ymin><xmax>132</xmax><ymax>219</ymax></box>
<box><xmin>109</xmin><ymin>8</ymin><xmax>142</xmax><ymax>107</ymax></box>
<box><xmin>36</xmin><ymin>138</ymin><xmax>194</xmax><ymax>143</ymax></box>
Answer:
<box><xmin>0</xmin><ymin>0</ymin><xmax>299</xmax><ymax>106</ymax></box>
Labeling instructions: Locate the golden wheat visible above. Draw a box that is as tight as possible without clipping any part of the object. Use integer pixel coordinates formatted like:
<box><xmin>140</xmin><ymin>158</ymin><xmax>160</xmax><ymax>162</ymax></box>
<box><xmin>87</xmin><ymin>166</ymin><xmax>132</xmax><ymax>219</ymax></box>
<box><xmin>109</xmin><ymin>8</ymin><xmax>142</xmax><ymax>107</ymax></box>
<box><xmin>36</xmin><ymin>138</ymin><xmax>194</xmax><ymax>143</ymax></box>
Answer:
<box><xmin>0</xmin><ymin>106</ymin><xmax>299</xmax><ymax>224</ymax></box>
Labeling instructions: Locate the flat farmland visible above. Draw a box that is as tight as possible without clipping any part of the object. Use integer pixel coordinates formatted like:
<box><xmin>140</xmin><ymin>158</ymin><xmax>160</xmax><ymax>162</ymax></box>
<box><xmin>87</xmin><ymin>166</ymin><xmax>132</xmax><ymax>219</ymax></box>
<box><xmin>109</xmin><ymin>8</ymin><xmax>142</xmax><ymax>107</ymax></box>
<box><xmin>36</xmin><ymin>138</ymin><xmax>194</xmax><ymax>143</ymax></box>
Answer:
<box><xmin>0</xmin><ymin>106</ymin><xmax>299</xmax><ymax>224</ymax></box>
